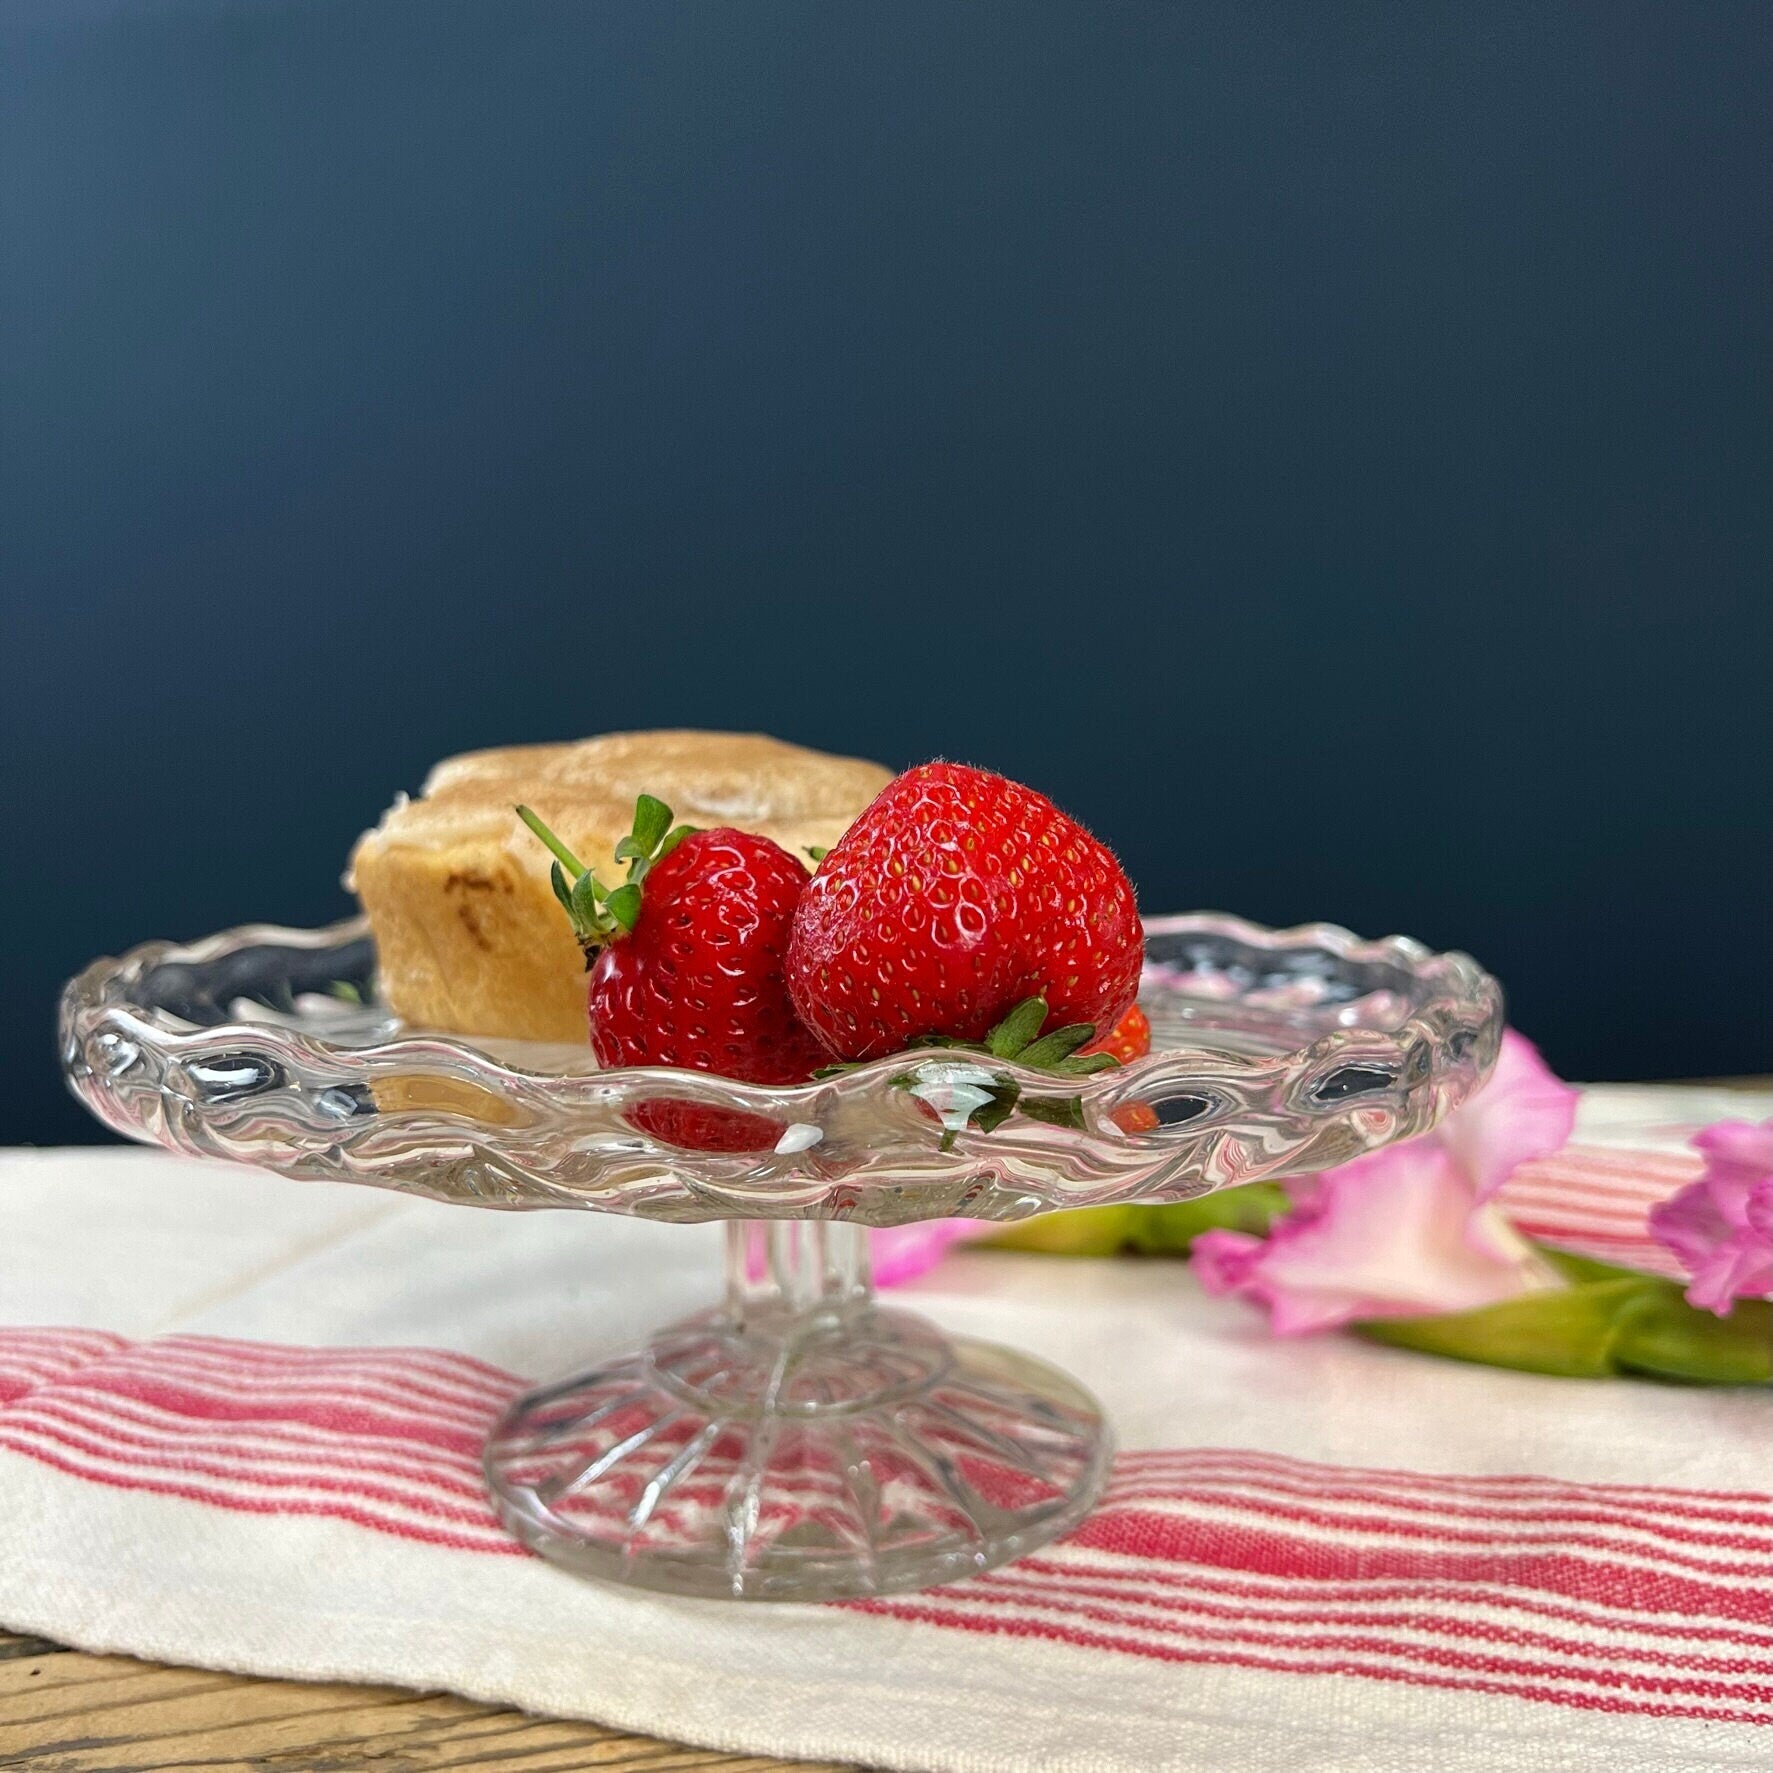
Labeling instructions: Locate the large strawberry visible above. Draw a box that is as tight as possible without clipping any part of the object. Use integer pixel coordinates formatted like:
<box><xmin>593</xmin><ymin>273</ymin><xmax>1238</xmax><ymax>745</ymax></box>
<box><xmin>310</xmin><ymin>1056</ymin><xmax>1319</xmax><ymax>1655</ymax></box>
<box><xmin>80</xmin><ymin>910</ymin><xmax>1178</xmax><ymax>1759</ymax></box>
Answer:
<box><xmin>518</xmin><ymin>798</ymin><xmax>825</xmax><ymax>1150</ymax></box>
<box><xmin>785</xmin><ymin>762</ymin><xmax>1143</xmax><ymax>1061</ymax></box>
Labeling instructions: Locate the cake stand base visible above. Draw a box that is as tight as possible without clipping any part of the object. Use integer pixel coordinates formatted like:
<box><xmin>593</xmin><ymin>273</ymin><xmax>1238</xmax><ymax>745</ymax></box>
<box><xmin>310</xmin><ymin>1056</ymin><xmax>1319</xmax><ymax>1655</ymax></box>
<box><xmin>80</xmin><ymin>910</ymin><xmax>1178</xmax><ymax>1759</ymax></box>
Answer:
<box><xmin>484</xmin><ymin>1221</ymin><xmax>1110</xmax><ymax>1601</ymax></box>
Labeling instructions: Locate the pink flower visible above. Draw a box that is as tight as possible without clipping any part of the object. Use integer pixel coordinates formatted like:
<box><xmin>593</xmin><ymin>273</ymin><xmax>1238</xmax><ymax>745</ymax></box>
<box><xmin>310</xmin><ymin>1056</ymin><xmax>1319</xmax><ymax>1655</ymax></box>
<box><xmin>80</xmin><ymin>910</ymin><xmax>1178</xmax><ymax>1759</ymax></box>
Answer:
<box><xmin>1648</xmin><ymin>1119</ymin><xmax>1773</xmax><ymax>1315</ymax></box>
<box><xmin>1190</xmin><ymin>1030</ymin><xmax>1577</xmax><ymax>1334</ymax></box>
<box><xmin>1435</xmin><ymin>1028</ymin><xmax>1582</xmax><ymax>1203</ymax></box>
<box><xmin>871</xmin><ymin>1220</ymin><xmax>981</xmax><ymax>1287</ymax></box>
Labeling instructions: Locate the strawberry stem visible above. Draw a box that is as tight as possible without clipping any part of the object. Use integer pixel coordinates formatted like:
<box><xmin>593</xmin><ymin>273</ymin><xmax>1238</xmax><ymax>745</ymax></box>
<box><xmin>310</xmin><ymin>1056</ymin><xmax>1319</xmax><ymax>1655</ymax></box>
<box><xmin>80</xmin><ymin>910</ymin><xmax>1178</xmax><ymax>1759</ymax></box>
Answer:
<box><xmin>516</xmin><ymin>804</ymin><xmax>586</xmax><ymax>878</ymax></box>
<box><xmin>516</xmin><ymin>795</ymin><xmax>702</xmax><ymax>951</ymax></box>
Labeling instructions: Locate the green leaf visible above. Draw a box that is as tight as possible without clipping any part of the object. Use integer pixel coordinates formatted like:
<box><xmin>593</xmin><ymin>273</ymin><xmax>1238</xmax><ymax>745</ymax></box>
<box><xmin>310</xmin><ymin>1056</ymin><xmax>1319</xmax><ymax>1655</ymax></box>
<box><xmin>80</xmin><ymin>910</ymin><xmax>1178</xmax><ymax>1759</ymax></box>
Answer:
<box><xmin>550</xmin><ymin>861</ymin><xmax>574</xmax><ymax>915</ymax></box>
<box><xmin>968</xmin><ymin>1086</ymin><xmax>1022</xmax><ymax>1136</ymax></box>
<box><xmin>659</xmin><ymin>824</ymin><xmax>697</xmax><ymax>858</ymax></box>
<box><xmin>568</xmin><ymin>871</ymin><xmax>606</xmax><ymax>932</ymax></box>
<box><xmin>603</xmin><ymin>883</ymin><xmax>643</xmax><ymax>933</ymax></box>
<box><xmin>1019</xmin><ymin>1024</ymin><xmax>1099</xmax><ymax>1069</ymax></box>
<box><xmin>805</xmin><ymin>845</ymin><xmax>830</xmax><ymax>863</ymax></box>
<box><xmin>1018</xmin><ymin>1094</ymin><xmax>1087</xmax><ymax>1131</ymax></box>
<box><xmin>988</xmin><ymin>997</ymin><xmax>1049</xmax><ymax>1059</ymax></box>
<box><xmin>1051</xmin><ymin>1052</ymin><xmax>1120</xmax><ymax>1077</ymax></box>
<box><xmin>630</xmin><ymin>794</ymin><xmax>674</xmax><ymax>858</ymax></box>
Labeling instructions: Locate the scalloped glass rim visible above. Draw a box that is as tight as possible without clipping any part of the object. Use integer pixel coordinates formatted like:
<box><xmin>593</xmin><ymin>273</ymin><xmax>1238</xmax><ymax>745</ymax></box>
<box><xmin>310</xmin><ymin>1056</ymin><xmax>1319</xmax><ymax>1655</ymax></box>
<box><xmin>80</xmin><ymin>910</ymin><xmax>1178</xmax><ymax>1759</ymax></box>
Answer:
<box><xmin>60</xmin><ymin>913</ymin><xmax>1503</xmax><ymax>1225</ymax></box>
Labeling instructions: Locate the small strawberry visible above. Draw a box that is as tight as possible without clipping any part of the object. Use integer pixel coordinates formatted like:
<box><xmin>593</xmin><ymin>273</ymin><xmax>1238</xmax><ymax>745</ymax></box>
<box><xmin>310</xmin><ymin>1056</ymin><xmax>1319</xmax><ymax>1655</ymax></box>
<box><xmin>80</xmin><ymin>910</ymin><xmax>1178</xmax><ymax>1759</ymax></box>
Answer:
<box><xmin>1082</xmin><ymin>1002</ymin><xmax>1151</xmax><ymax>1066</ymax></box>
<box><xmin>1088</xmin><ymin>1004</ymin><xmax>1160</xmax><ymax>1135</ymax></box>
<box><xmin>786</xmin><ymin>762</ymin><xmax>1143</xmax><ymax>1061</ymax></box>
<box><xmin>1110</xmin><ymin>1101</ymin><xmax>1162</xmax><ymax>1135</ymax></box>
<box><xmin>518</xmin><ymin>798</ymin><xmax>825</xmax><ymax>1151</ymax></box>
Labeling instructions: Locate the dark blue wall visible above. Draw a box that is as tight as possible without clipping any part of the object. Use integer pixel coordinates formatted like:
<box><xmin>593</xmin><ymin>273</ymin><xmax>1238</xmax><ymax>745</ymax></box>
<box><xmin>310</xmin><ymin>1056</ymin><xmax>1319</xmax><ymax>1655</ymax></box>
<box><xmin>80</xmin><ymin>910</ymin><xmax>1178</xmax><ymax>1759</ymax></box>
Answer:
<box><xmin>4</xmin><ymin>2</ymin><xmax>1769</xmax><ymax>1144</ymax></box>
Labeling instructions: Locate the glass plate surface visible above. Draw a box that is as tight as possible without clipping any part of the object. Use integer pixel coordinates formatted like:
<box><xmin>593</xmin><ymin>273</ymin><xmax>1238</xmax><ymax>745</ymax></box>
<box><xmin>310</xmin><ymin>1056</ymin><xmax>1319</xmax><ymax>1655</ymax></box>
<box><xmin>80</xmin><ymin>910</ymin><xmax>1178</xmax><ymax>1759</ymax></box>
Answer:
<box><xmin>61</xmin><ymin>912</ymin><xmax>1502</xmax><ymax>1225</ymax></box>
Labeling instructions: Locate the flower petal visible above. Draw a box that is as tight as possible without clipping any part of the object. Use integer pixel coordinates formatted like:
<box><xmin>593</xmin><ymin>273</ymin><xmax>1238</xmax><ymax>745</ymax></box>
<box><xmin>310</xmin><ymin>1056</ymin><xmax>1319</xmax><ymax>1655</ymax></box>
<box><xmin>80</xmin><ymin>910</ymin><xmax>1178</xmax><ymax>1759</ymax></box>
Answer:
<box><xmin>1745</xmin><ymin>1179</ymin><xmax>1773</xmax><ymax>1238</ymax></box>
<box><xmin>1692</xmin><ymin>1118</ymin><xmax>1773</xmax><ymax>1173</ymax></box>
<box><xmin>871</xmin><ymin>1220</ymin><xmax>981</xmax><ymax>1287</ymax></box>
<box><xmin>1650</xmin><ymin>1126</ymin><xmax>1773</xmax><ymax>1315</ymax></box>
<box><xmin>1190</xmin><ymin>1142</ymin><xmax>1554</xmax><ymax>1335</ymax></box>
<box><xmin>1438</xmin><ymin>1028</ymin><xmax>1578</xmax><ymax>1201</ymax></box>
<box><xmin>1189</xmin><ymin>1229</ymin><xmax>1268</xmax><ymax>1298</ymax></box>
<box><xmin>1681</xmin><ymin>1238</ymin><xmax>1773</xmax><ymax>1317</ymax></box>
<box><xmin>1647</xmin><ymin>1178</ymin><xmax>1739</xmax><ymax>1270</ymax></box>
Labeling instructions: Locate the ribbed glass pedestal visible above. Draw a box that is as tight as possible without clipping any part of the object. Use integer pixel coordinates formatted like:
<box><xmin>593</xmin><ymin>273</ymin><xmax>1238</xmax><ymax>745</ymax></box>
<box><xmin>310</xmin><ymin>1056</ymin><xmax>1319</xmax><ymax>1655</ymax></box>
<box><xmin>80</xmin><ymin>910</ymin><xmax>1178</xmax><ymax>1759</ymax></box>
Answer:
<box><xmin>484</xmin><ymin>1221</ymin><xmax>1111</xmax><ymax>1600</ymax></box>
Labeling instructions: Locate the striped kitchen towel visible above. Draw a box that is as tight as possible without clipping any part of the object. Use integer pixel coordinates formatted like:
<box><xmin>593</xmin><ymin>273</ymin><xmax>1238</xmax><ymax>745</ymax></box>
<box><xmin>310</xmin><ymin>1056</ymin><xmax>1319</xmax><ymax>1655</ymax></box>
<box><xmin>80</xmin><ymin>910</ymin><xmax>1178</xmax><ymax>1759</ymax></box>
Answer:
<box><xmin>0</xmin><ymin>1084</ymin><xmax>1767</xmax><ymax>1773</ymax></box>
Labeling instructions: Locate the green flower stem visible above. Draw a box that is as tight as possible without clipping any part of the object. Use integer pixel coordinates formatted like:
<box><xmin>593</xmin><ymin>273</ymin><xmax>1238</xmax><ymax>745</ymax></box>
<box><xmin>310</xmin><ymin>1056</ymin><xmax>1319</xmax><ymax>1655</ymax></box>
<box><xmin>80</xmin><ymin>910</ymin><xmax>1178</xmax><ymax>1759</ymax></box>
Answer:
<box><xmin>984</xmin><ymin>1184</ymin><xmax>1289</xmax><ymax>1257</ymax></box>
<box><xmin>1354</xmin><ymin>1261</ymin><xmax>1772</xmax><ymax>1386</ymax></box>
<box><xmin>985</xmin><ymin>1208</ymin><xmax>1769</xmax><ymax>1388</ymax></box>
<box><xmin>1612</xmin><ymin>1288</ymin><xmax>1773</xmax><ymax>1385</ymax></box>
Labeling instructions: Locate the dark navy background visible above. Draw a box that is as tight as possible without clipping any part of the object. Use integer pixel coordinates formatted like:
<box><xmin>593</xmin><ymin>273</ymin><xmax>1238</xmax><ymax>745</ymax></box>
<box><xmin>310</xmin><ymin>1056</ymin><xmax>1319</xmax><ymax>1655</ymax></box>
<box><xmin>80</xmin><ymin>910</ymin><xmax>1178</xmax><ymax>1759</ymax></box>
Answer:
<box><xmin>4</xmin><ymin>2</ymin><xmax>1769</xmax><ymax>1144</ymax></box>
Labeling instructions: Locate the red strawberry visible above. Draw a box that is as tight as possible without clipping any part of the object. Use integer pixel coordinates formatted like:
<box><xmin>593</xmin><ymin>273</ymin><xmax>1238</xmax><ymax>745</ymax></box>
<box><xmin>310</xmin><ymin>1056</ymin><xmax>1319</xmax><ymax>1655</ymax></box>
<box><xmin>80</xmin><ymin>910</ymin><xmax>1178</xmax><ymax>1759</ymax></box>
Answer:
<box><xmin>1083</xmin><ymin>1002</ymin><xmax>1151</xmax><ymax>1065</ymax></box>
<box><xmin>785</xmin><ymin>762</ymin><xmax>1143</xmax><ymax>1061</ymax></box>
<box><xmin>518</xmin><ymin>799</ymin><xmax>824</xmax><ymax>1150</ymax></box>
<box><xmin>1088</xmin><ymin>1003</ymin><xmax>1158</xmax><ymax>1137</ymax></box>
<box><xmin>1110</xmin><ymin>1101</ymin><xmax>1162</xmax><ymax>1135</ymax></box>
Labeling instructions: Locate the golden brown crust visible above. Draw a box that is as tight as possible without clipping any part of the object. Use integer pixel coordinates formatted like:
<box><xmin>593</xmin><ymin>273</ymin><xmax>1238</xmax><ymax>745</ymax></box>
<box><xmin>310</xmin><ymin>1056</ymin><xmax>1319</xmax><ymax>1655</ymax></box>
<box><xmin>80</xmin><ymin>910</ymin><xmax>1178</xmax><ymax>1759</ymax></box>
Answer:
<box><xmin>349</xmin><ymin>731</ymin><xmax>892</xmax><ymax>1043</ymax></box>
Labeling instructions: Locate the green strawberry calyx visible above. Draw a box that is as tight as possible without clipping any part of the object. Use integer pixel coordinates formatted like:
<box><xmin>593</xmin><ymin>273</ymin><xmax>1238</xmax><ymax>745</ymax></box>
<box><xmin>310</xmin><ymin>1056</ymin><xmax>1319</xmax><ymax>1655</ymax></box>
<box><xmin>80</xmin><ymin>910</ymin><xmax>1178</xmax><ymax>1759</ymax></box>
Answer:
<box><xmin>819</xmin><ymin>996</ymin><xmax>1122</xmax><ymax>1150</ymax></box>
<box><xmin>515</xmin><ymin>796</ymin><xmax>698</xmax><ymax>955</ymax></box>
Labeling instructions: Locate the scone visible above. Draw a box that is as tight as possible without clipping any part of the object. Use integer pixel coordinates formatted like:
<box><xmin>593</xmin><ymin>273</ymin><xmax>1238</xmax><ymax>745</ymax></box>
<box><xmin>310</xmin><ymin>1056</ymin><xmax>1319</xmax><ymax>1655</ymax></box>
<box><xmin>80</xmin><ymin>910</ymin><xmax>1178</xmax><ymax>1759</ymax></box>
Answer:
<box><xmin>349</xmin><ymin>731</ymin><xmax>892</xmax><ymax>1043</ymax></box>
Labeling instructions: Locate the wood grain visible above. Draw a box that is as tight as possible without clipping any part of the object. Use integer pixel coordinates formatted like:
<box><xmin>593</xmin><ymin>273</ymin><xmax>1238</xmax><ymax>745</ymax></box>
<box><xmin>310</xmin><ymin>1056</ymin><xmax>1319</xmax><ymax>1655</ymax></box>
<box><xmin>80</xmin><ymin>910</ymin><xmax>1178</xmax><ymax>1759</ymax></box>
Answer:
<box><xmin>0</xmin><ymin>1630</ymin><xmax>859</xmax><ymax>1772</ymax></box>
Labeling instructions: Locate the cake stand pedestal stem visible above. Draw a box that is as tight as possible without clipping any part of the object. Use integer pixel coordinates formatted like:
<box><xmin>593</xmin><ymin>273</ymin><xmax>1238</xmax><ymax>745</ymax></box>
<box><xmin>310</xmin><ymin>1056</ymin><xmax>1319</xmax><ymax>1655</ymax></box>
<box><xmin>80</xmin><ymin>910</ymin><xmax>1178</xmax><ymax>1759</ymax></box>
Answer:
<box><xmin>484</xmin><ymin>1212</ymin><xmax>1109</xmax><ymax>1599</ymax></box>
<box><xmin>725</xmin><ymin>1220</ymin><xmax>870</xmax><ymax>1325</ymax></box>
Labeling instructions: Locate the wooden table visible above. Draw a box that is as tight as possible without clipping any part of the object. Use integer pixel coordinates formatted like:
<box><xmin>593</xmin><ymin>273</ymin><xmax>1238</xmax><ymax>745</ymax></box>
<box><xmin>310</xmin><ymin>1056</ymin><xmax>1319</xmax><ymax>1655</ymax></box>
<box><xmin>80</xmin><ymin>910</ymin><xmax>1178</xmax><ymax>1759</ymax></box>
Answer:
<box><xmin>0</xmin><ymin>1628</ymin><xmax>857</xmax><ymax>1771</ymax></box>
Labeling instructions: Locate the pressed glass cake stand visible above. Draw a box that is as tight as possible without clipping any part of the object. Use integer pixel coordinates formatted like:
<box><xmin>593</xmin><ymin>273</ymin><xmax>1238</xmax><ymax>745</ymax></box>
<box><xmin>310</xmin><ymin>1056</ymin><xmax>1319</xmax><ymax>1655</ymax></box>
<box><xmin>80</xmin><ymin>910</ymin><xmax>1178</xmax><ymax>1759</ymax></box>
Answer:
<box><xmin>62</xmin><ymin>913</ymin><xmax>1502</xmax><ymax>1601</ymax></box>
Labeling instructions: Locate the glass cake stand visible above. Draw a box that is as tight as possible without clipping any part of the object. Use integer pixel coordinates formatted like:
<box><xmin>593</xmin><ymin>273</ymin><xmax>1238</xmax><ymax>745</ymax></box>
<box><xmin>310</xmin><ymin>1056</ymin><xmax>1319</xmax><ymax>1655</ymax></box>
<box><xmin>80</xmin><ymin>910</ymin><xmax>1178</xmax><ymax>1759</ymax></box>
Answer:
<box><xmin>61</xmin><ymin>913</ymin><xmax>1502</xmax><ymax>1601</ymax></box>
